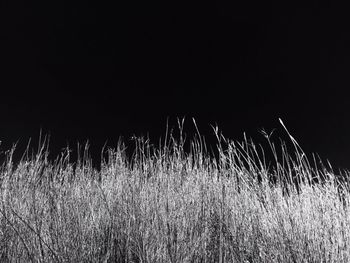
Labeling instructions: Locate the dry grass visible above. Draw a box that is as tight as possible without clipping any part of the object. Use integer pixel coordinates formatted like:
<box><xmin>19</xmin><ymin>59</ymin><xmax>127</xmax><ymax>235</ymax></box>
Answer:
<box><xmin>0</xmin><ymin>119</ymin><xmax>349</xmax><ymax>262</ymax></box>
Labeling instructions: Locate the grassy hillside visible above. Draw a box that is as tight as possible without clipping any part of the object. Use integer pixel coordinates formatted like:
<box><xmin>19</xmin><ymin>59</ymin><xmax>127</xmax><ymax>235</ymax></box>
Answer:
<box><xmin>0</xmin><ymin>119</ymin><xmax>349</xmax><ymax>262</ymax></box>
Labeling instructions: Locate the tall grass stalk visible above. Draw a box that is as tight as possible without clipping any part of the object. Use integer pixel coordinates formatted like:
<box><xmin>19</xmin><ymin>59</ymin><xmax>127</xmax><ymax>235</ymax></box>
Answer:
<box><xmin>0</xmin><ymin>120</ymin><xmax>349</xmax><ymax>262</ymax></box>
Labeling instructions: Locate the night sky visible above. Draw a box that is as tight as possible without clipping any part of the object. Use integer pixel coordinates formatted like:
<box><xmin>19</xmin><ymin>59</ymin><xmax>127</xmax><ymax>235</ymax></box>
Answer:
<box><xmin>2</xmin><ymin>2</ymin><xmax>350</xmax><ymax>171</ymax></box>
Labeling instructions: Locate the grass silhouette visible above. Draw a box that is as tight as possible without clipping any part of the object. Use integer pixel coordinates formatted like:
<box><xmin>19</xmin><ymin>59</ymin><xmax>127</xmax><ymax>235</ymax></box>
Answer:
<box><xmin>0</xmin><ymin>119</ymin><xmax>349</xmax><ymax>262</ymax></box>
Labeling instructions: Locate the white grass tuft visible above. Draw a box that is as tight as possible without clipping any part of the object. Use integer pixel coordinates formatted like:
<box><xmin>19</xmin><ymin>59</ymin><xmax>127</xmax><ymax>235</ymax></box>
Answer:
<box><xmin>0</xmin><ymin>119</ymin><xmax>349</xmax><ymax>262</ymax></box>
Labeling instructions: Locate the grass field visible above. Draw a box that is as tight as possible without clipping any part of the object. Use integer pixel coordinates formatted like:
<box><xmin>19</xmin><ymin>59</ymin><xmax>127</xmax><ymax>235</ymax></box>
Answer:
<box><xmin>0</xmin><ymin>119</ymin><xmax>350</xmax><ymax>262</ymax></box>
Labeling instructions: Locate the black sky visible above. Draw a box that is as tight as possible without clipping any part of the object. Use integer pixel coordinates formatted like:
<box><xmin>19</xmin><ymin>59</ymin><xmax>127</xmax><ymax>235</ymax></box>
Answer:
<box><xmin>1</xmin><ymin>1</ymin><xmax>350</xmax><ymax>171</ymax></box>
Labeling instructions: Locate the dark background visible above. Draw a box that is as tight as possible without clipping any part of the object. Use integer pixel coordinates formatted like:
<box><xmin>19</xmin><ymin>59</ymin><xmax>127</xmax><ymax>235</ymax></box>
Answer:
<box><xmin>1</xmin><ymin>1</ymin><xmax>350</xmax><ymax>171</ymax></box>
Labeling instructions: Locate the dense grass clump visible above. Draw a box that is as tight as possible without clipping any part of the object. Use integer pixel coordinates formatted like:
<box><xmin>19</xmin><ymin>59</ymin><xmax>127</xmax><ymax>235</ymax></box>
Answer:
<box><xmin>0</xmin><ymin>119</ymin><xmax>350</xmax><ymax>262</ymax></box>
